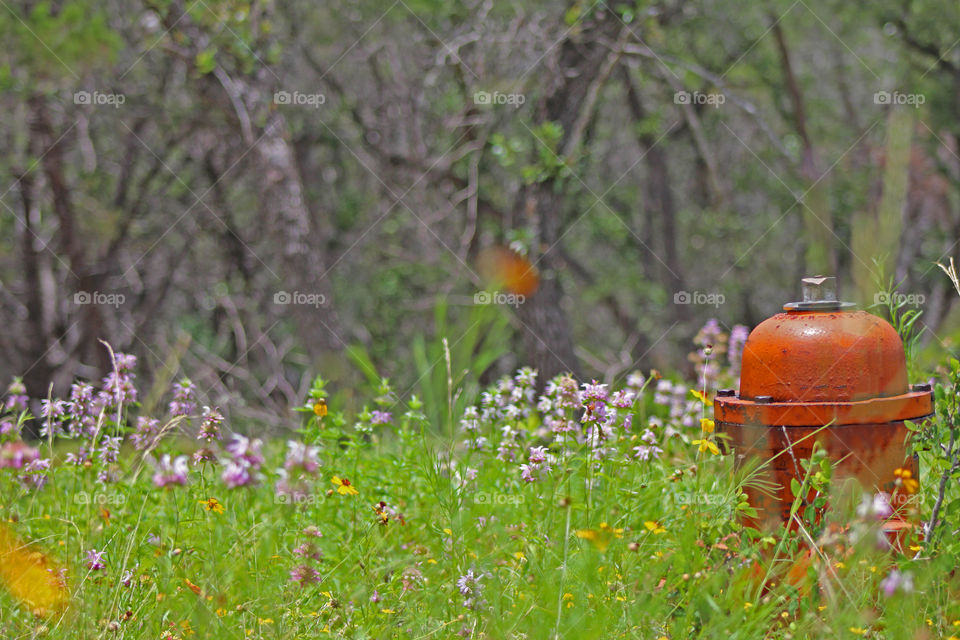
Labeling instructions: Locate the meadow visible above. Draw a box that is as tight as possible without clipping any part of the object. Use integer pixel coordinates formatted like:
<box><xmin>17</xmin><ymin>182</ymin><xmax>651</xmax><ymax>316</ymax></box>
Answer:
<box><xmin>2</xmin><ymin>321</ymin><xmax>960</xmax><ymax>640</ymax></box>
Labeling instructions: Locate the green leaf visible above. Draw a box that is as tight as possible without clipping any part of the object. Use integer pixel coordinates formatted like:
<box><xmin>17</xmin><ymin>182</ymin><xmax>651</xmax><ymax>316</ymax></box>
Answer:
<box><xmin>196</xmin><ymin>48</ymin><xmax>217</xmax><ymax>74</ymax></box>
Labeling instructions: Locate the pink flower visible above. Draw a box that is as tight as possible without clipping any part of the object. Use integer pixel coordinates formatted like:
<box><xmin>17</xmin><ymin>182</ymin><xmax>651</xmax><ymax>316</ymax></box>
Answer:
<box><xmin>284</xmin><ymin>441</ymin><xmax>320</xmax><ymax>474</ymax></box>
<box><xmin>152</xmin><ymin>454</ymin><xmax>189</xmax><ymax>488</ymax></box>
<box><xmin>221</xmin><ymin>460</ymin><xmax>256</xmax><ymax>488</ymax></box>
<box><xmin>85</xmin><ymin>548</ymin><xmax>106</xmax><ymax>571</ymax></box>
<box><xmin>289</xmin><ymin>564</ymin><xmax>320</xmax><ymax>585</ymax></box>
<box><xmin>0</xmin><ymin>441</ymin><xmax>39</xmax><ymax>469</ymax></box>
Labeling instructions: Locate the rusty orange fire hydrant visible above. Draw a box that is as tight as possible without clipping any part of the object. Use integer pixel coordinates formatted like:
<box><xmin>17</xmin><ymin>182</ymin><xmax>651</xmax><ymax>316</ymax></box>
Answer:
<box><xmin>715</xmin><ymin>276</ymin><xmax>933</xmax><ymax>530</ymax></box>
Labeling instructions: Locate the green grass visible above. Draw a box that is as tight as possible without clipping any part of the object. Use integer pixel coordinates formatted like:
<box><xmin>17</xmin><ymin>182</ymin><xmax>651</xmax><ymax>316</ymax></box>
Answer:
<box><xmin>1</xmin><ymin>372</ymin><xmax>959</xmax><ymax>640</ymax></box>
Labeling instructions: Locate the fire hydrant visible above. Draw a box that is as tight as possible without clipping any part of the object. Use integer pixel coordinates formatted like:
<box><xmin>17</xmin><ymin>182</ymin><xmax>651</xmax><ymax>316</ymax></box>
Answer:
<box><xmin>714</xmin><ymin>276</ymin><xmax>933</xmax><ymax>530</ymax></box>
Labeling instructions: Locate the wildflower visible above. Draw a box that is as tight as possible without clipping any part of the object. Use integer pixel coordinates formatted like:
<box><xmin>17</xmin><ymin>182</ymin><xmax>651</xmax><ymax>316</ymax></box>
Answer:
<box><xmin>5</xmin><ymin>378</ymin><xmax>28</xmax><ymax>412</ymax></box>
<box><xmin>39</xmin><ymin>399</ymin><xmax>67</xmax><ymax>421</ymax></box>
<box><xmin>653</xmin><ymin>379</ymin><xmax>673</xmax><ymax>405</ymax></box>
<box><xmin>285</xmin><ymin>441</ymin><xmax>320</xmax><ymax>474</ymax></box>
<box><xmin>699</xmin><ymin>418</ymin><xmax>715</xmax><ymax>434</ymax></box>
<box><xmin>198</xmin><ymin>497</ymin><xmax>225</xmax><ymax>514</ymax></box>
<box><xmin>221</xmin><ymin>461</ymin><xmax>256</xmax><ymax>488</ymax></box>
<box><xmin>293</xmin><ymin>543</ymin><xmax>322</xmax><ymax>561</ymax></box>
<box><xmin>880</xmin><ymin>569</ymin><xmax>914</xmax><ymax>597</ymax></box>
<box><xmin>576</xmin><ymin>523</ymin><xmax>622</xmax><ymax>552</ymax></box>
<box><xmin>626</xmin><ymin>372</ymin><xmax>646</xmax><ymax>390</ymax></box>
<box><xmin>0</xmin><ymin>441</ymin><xmax>40</xmax><ymax>469</ymax></box>
<box><xmin>225</xmin><ymin>434</ymin><xmax>264</xmax><ymax>467</ymax></box>
<box><xmin>632</xmin><ymin>445</ymin><xmax>663</xmax><ymax>461</ymax></box>
<box><xmin>312</xmin><ymin>398</ymin><xmax>327</xmax><ymax>417</ymax></box>
<box><xmin>581</xmin><ymin>381</ymin><xmax>609</xmax><ymax>403</ymax></box>
<box><xmin>374</xmin><ymin>500</ymin><xmax>405</xmax><ymax>526</ymax></box>
<box><xmin>856</xmin><ymin>492</ymin><xmax>893</xmax><ymax>521</ymax></box>
<box><xmin>99</xmin><ymin>352</ymin><xmax>138</xmax><ymax>406</ymax></box>
<box><xmin>302</xmin><ymin>525</ymin><xmax>323</xmax><ymax>538</ymax></box>
<box><xmin>290</xmin><ymin>564</ymin><xmax>320</xmax><ymax>585</ymax></box>
<box><xmin>85</xmin><ymin>549</ymin><xmax>106</xmax><ymax>571</ymax></box>
<box><xmin>456</xmin><ymin>568</ymin><xmax>484</xmax><ymax>610</ymax></box>
<box><xmin>168</xmin><ymin>379</ymin><xmax>197</xmax><ymax>417</ymax></box>
<box><xmin>690</xmin><ymin>389</ymin><xmax>711</xmax><ymax>406</ymax></box>
<box><xmin>728</xmin><ymin>325</ymin><xmax>749</xmax><ymax>374</ymax></box>
<box><xmin>692</xmin><ymin>439</ymin><xmax>720</xmax><ymax>455</ymax></box>
<box><xmin>643</xmin><ymin>521</ymin><xmax>666</xmax><ymax>534</ymax></box>
<box><xmin>152</xmin><ymin>455</ymin><xmax>189</xmax><ymax>488</ymax></box>
<box><xmin>20</xmin><ymin>458</ymin><xmax>51</xmax><ymax>489</ymax></box>
<box><xmin>331</xmin><ymin>476</ymin><xmax>358</xmax><ymax>496</ymax></box>
<box><xmin>131</xmin><ymin>417</ymin><xmax>161</xmax><ymax>450</ymax></box>
<box><xmin>370</xmin><ymin>410</ymin><xmax>392</xmax><ymax>425</ymax></box>
<box><xmin>894</xmin><ymin>468</ymin><xmax>918</xmax><ymax>494</ymax></box>
<box><xmin>192</xmin><ymin>447</ymin><xmax>217</xmax><ymax>465</ymax></box>
<box><xmin>197</xmin><ymin>407</ymin><xmax>223</xmax><ymax>442</ymax></box>
<box><xmin>370</xmin><ymin>590</ymin><xmax>381</xmax><ymax>603</ymax></box>
<box><xmin>610</xmin><ymin>389</ymin><xmax>635</xmax><ymax>409</ymax></box>
<box><xmin>97</xmin><ymin>436</ymin><xmax>123</xmax><ymax>465</ymax></box>
<box><xmin>121</xmin><ymin>569</ymin><xmax>134</xmax><ymax>587</ymax></box>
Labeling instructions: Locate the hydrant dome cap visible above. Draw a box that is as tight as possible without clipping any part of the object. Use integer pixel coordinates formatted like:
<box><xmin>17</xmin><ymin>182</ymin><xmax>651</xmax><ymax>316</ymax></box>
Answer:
<box><xmin>739</xmin><ymin>309</ymin><xmax>908</xmax><ymax>402</ymax></box>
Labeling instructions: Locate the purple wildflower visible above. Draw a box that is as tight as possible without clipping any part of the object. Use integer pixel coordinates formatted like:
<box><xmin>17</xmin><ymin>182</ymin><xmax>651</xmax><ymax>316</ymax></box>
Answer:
<box><xmin>293</xmin><ymin>542</ymin><xmax>322</xmax><ymax>561</ymax></box>
<box><xmin>97</xmin><ymin>436</ymin><xmax>123</xmax><ymax>464</ymax></box>
<box><xmin>221</xmin><ymin>460</ymin><xmax>256</xmax><ymax>488</ymax></box>
<box><xmin>728</xmin><ymin>325</ymin><xmax>749</xmax><ymax>374</ymax></box>
<box><xmin>20</xmin><ymin>457</ymin><xmax>51</xmax><ymax>489</ymax></box>
<box><xmin>85</xmin><ymin>548</ymin><xmax>107</xmax><ymax>571</ymax></box>
<box><xmin>152</xmin><ymin>454</ymin><xmax>189</xmax><ymax>488</ymax></box>
<box><xmin>131</xmin><ymin>417</ymin><xmax>161</xmax><ymax>450</ymax></box>
<box><xmin>857</xmin><ymin>492</ymin><xmax>894</xmax><ymax>521</ymax></box>
<box><xmin>225</xmin><ymin>434</ymin><xmax>264</xmax><ymax>467</ymax></box>
<box><xmin>197</xmin><ymin>407</ymin><xmax>223</xmax><ymax>442</ymax></box>
<box><xmin>168</xmin><ymin>379</ymin><xmax>197</xmax><ymax>417</ymax></box>
<box><xmin>0</xmin><ymin>441</ymin><xmax>39</xmax><ymax>469</ymax></box>
<box><xmin>5</xmin><ymin>378</ymin><xmax>28</xmax><ymax>412</ymax></box>
<box><xmin>284</xmin><ymin>440</ymin><xmax>320</xmax><ymax>474</ymax></box>
<box><xmin>880</xmin><ymin>569</ymin><xmax>913</xmax><ymax>597</ymax></box>
<box><xmin>289</xmin><ymin>564</ymin><xmax>321</xmax><ymax>585</ymax></box>
<box><xmin>370</xmin><ymin>410</ymin><xmax>392</xmax><ymax>425</ymax></box>
<box><xmin>456</xmin><ymin>568</ymin><xmax>484</xmax><ymax>610</ymax></box>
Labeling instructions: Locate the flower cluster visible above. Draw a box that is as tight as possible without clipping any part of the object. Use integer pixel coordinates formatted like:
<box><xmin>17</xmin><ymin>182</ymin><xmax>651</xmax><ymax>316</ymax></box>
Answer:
<box><xmin>276</xmin><ymin>440</ymin><xmax>321</xmax><ymax>500</ymax></box>
<box><xmin>221</xmin><ymin>434</ymin><xmax>264</xmax><ymax>488</ymax></box>
<box><xmin>289</xmin><ymin>526</ymin><xmax>324</xmax><ymax>586</ymax></box>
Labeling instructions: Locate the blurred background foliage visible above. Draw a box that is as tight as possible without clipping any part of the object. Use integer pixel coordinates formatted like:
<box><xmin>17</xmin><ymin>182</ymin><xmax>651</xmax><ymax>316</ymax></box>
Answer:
<box><xmin>1</xmin><ymin>0</ymin><xmax>959</xmax><ymax>427</ymax></box>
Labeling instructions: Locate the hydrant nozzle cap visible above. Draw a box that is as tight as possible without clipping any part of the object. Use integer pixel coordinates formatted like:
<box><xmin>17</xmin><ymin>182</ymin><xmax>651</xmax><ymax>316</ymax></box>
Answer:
<box><xmin>784</xmin><ymin>275</ymin><xmax>856</xmax><ymax>311</ymax></box>
<box><xmin>802</xmin><ymin>275</ymin><xmax>837</xmax><ymax>302</ymax></box>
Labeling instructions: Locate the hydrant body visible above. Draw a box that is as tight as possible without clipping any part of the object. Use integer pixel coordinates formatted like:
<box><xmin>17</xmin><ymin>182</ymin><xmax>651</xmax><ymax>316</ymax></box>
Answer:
<box><xmin>714</xmin><ymin>277</ymin><xmax>933</xmax><ymax>530</ymax></box>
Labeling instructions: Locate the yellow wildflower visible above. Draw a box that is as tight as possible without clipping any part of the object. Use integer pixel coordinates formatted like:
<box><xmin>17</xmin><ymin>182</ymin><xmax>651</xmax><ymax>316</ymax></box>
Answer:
<box><xmin>692</xmin><ymin>439</ymin><xmax>720</xmax><ymax>455</ymax></box>
<box><xmin>198</xmin><ymin>497</ymin><xmax>224</xmax><ymax>514</ymax></box>
<box><xmin>331</xmin><ymin>476</ymin><xmax>359</xmax><ymax>496</ymax></box>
